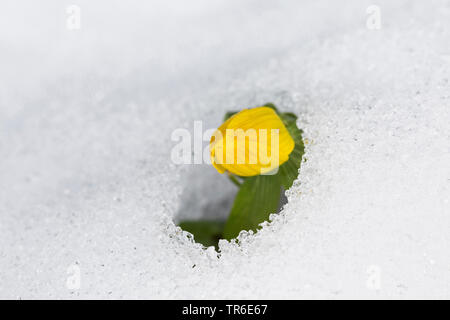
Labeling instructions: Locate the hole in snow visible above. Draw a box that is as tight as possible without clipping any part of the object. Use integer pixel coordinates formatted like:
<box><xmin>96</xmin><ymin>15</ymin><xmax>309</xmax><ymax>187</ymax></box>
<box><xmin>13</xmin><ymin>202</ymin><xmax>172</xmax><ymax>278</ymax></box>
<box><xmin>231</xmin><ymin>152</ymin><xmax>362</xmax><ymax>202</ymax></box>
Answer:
<box><xmin>175</xmin><ymin>165</ymin><xmax>237</xmax><ymax>223</ymax></box>
<box><xmin>174</xmin><ymin>164</ymin><xmax>289</xmax><ymax>249</ymax></box>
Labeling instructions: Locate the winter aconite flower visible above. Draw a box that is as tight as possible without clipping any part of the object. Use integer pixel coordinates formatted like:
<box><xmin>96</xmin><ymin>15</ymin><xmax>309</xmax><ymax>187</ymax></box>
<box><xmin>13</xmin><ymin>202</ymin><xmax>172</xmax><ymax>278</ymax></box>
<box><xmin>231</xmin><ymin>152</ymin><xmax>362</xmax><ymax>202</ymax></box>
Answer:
<box><xmin>210</xmin><ymin>106</ymin><xmax>295</xmax><ymax>176</ymax></box>
<box><xmin>180</xmin><ymin>104</ymin><xmax>304</xmax><ymax>246</ymax></box>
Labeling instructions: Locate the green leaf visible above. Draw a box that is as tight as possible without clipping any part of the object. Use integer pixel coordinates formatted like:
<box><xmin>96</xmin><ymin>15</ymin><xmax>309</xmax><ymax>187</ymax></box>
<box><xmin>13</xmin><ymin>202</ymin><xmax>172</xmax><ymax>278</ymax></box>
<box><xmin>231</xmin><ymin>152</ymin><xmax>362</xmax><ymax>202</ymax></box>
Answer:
<box><xmin>263</xmin><ymin>102</ymin><xmax>279</xmax><ymax>112</ymax></box>
<box><xmin>280</xmin><ymin>112</ymin><xmax>297</xmax><ymax>123</ymax></box>
<box><xmin>278</xmin><ymin>112</ymin><xmax>305</xmax><ymax>189</ymax></box>
<box><xmin>223</xmin><ymin>174</ymin><xmax>282</xmax><ymax>240</ymax></box>
<box><xmin>223</xmin><ymin>111</ymin><xmax>238</xmax><ymax>121</ymax></box>
<box><xmin>178</xmin><ymin>220</ymin><xmax>226</xmax><ymax>249</ymax></box>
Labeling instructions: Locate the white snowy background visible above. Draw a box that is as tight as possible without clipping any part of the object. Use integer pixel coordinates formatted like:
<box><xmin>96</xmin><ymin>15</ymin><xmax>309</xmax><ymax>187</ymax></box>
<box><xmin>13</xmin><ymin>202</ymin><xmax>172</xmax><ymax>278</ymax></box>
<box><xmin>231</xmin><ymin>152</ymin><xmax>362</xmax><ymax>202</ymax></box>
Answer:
<box><xmin>0</xmin><ymin>0</ymin><xmax>449</xmax><ymax>299</ymax></box>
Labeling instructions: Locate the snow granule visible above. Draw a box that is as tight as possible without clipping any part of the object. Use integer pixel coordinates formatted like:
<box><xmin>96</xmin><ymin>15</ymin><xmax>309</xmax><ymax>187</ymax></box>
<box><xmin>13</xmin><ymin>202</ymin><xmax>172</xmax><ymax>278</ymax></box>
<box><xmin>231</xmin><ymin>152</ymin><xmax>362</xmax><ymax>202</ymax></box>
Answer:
<box><xmin>0</xmin><ymin>0</ymin><xmax>449</xmax><ymax>298</ymax></box>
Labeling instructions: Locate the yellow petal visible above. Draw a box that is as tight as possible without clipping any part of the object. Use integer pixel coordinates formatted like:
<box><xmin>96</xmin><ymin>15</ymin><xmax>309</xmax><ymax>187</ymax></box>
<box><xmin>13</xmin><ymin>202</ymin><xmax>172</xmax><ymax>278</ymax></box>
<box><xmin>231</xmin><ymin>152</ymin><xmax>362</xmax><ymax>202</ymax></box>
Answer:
<box><xmin>210</xmin><ymin>106</ymin><xmax>295</xmax><ymax>177</ymax></box>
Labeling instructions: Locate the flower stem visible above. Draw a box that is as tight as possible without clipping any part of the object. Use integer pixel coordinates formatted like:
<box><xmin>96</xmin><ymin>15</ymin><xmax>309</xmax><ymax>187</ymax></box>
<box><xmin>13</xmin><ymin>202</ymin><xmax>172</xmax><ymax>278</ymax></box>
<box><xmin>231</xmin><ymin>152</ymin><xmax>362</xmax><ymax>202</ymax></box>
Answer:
<box><xmin>227</xmin><ymin>173</ymin><xmax>242</xmax><ymax>187</ymax></box>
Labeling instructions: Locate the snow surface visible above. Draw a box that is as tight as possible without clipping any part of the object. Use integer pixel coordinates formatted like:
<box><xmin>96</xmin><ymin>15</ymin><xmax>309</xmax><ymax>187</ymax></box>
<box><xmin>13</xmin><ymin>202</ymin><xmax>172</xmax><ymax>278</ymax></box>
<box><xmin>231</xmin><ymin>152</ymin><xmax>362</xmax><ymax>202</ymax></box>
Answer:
<box><xmin>0</xmin><ymin>0</ymin><xmax>449</xmax><ymax>299</ymax></box>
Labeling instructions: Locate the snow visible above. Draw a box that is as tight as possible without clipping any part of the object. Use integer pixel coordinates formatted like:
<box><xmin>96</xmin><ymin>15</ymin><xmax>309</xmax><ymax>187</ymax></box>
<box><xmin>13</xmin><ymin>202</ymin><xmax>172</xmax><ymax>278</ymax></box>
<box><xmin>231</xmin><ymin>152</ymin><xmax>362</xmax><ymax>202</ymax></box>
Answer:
<box><xmin>0</xmin><ymin>0</ymin><xmax>449</xmax><ymax>299</ymax></box>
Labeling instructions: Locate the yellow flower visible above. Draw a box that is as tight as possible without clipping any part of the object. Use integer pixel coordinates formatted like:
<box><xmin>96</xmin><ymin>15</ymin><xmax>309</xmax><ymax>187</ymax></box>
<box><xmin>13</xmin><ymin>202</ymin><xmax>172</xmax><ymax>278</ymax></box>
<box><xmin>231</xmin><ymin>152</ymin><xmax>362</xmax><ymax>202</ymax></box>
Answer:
<box><xmin>210</xmin><ymin>106</ymin><xmax>295</xmax><ymax>176</ymax></box>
